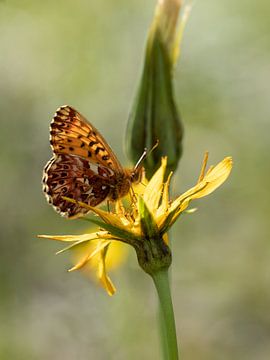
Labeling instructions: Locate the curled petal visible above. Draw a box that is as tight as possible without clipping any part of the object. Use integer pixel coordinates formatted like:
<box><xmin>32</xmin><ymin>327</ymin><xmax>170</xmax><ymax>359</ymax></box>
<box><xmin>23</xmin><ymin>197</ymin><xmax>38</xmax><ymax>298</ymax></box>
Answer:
<box><xmin>160</xmin><ymin>157</ymin><xmax>233</xmax><ymax>232</ymax></box>
<box><xmin>97</xmin><ymin>244</ymin><xmax>116</xmax><ymax>296</ymax></box>
<box><xmin>170</xmin><ymin>157</ymin><xmax>232</xmax><ymax>211</ymax></box>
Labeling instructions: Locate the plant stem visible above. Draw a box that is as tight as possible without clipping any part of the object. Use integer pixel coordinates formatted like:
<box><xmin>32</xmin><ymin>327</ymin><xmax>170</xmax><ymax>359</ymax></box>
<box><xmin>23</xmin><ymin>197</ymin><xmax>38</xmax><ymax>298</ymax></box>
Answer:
<box><xmin>152</xmin><ymin>268</ymin><xmax>179</xmax><ymax>360</ymax></box>
<box><xmin>159</xmin><ymin>302</ymin><xmax>170</xmax><ymax>359</ymax></box>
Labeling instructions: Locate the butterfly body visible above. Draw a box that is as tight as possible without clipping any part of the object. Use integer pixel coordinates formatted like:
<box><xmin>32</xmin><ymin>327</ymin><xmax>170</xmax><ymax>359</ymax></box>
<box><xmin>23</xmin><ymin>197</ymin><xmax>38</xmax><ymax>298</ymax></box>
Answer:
<box><xmin>42</xmin><ymin>106</ymin><xmax>142</xmax><ymax>218</ymax></box>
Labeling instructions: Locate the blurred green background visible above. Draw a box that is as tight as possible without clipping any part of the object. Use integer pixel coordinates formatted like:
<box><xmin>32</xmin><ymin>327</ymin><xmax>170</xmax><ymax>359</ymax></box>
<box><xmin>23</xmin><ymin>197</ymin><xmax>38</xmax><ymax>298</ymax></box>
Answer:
<box><xmin>1</xmin><ymin>0</ymin><xmax>270</xmax><ymax>359</ymax></box>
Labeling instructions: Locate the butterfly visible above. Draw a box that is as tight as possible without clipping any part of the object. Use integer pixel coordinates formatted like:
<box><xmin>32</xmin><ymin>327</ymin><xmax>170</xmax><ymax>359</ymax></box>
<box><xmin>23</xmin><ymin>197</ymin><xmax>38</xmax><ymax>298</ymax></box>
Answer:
<box><xmin>42</xmin><ymin>105</ymin><xmax>144</xmax><ymax>218</ymax></box>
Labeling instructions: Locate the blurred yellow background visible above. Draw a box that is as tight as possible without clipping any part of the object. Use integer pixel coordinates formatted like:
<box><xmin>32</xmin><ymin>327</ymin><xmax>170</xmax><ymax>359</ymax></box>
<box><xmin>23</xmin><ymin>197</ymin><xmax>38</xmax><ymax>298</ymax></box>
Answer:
<box><xmin>1</xmin><ymin>0</ymin><xmax>269</xmax><ymax>359</ymax></box>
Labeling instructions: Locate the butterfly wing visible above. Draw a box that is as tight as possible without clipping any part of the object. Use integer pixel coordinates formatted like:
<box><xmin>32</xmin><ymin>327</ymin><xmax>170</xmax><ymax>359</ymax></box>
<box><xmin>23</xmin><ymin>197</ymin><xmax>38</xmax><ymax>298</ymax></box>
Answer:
<box><xmin>43</xmin><ymin>154</ymin><xmax>113</xmax><ymax>218</ymax></box>
<box><xmin>50</xmin><ymin>105</ymin><xmax>123</xmax><ymax>172</ymax></box>
<box><xmin>43</xmin><ymin>105</ymin><xmax>125</xmax><ymax>218</ymax></box>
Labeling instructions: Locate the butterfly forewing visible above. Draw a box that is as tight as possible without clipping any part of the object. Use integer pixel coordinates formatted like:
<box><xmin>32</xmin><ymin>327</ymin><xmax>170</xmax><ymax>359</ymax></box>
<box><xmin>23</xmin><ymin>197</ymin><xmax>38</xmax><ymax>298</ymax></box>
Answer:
<box><xmin>50</xmin><ymin>106</ymin><xmax>123</xmax><ymax>171</ymax></box>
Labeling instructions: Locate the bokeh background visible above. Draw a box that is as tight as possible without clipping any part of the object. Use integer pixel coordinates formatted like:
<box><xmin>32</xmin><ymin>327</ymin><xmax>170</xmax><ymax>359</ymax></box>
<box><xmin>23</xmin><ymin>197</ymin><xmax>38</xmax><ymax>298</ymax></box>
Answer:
<box><xmin>1</xmin><ymin>0</ymin><xmax>269</xmax><ymax>359</ymax></box>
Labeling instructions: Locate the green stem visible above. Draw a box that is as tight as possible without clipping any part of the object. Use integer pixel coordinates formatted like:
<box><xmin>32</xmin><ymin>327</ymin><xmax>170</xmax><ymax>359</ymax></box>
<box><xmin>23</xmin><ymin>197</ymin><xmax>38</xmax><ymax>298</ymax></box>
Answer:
<box><xmin>152</xmin><ymin>269</ymin><xmax>179</xmax><ymax>360</ymax></box>
<box><xmin>159</xmin><ymin>302</ymin><xmax>169</xmax><ymax>359</ymax></box>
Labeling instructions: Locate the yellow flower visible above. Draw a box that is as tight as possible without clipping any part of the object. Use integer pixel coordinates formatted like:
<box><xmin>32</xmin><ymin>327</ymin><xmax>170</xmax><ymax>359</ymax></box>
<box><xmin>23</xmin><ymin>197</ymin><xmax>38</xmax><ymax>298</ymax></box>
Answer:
<box><xmin>38</xmin><ymin>153</ymin><xmax>232</xmax><ymax>295</ymax></box>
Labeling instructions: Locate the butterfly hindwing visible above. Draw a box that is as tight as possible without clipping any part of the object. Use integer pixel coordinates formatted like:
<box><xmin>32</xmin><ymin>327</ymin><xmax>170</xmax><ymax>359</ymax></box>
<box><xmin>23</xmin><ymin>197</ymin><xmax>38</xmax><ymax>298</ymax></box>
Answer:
<box><xmin>43</xmin><ymin>154</ymin><xmax>112</xmax><ymax>218</ymax></box>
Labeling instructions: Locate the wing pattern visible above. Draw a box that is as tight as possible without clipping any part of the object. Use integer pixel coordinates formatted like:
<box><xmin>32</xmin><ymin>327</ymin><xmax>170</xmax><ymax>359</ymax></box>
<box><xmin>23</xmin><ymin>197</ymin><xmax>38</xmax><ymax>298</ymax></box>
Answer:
<box><xmin>50</xmin><ymin>106</ymin><xmax>123</xmax><ymax>171</ymax></box>
<box><xmin>43</xmin><ymin>154</ymin><xmax>113</xmax><ymax>218</ymax></box>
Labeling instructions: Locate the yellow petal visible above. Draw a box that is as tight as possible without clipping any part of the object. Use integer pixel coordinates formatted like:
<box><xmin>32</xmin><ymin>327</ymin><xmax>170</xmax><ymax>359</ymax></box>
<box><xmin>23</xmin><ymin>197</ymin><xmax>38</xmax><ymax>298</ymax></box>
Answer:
<box><xmin>97</xmin><ymin>245</ymin><xmax>116</xmax><ymax>296</ymax></box>
<box><xmin>158</xmin><ymin>157</ymin><xmax>233</xmax><ymax>232</ymax></box>
<box><xmin>197</xmin><ymin>152</ymin><xmax>209</xmax><ymax>183</ymax></box>
<box><xmin>204</xmin><ymin>157</ymin><xmax>232</xmax><ymax>182</ymax></box>
<box><xmin>131</xmin><ymin>170</ymin><xmax>148</xmax><ymax>198</ymax></box>
<box><xmin>38</xmin><ymin>231</ymin><xmax>112</xmax><ymax>255</ymax></box>
<box><xmin>171</xmin><ymin>157</ymin><xmax>232</xmax><ymax>210</ymax></box>
<box><xmin>68</xmin><ymin>240</ymin><xmax>111</xmax><ymax>272</ymax></box>
<box><xmin>143</xmin><ymin>157</ymin><xmax>167</xmax><ymax>213</ymax></box>
<box><xmin>98</xmin><ymin>269</ymin><xmax>116</xmax><ymax>296</ymax></box>
<box><xmin>62</xmin><ymin>196</ymin><xmax>132</xmax><ymax>231</ymax></box>
<box><xmin>193</xmin><ymin>156</ymin><xmax>233</xmax><ymax>198</ymax></box>
<box><xmin>37</xmin><ymin>233</ymin><xmax>99</xmax><ymax>242</ymax></box>
<box><xmin>156</xmin><ymin>171</ymin><xmax>173</xmax><ymax>217</ymax></box>
<box><xmin>70</xmin><ymin>238</ymin><xmax>128</xmax><ymax>295</ymax></box>
<box><xmin>71</xmin><ymin>238</ymin><xmax>128</xmax><ymax>271</ymax></box>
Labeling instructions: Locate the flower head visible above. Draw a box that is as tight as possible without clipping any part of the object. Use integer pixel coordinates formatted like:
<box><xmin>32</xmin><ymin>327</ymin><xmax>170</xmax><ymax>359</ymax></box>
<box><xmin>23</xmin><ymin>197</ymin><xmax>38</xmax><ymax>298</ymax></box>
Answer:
<box><xmin>39</xmin><ymin>154</ymin><xmax>232</xmax><ymax>295</ymax></box>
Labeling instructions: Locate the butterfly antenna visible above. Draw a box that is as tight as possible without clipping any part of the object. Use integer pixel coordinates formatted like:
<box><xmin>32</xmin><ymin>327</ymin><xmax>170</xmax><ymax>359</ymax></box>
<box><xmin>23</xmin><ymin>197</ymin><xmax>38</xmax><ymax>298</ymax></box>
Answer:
<box><xmin>134</xmin><ymin>140</ymin><xmax>159</xmax><ymax>170</ymax></box>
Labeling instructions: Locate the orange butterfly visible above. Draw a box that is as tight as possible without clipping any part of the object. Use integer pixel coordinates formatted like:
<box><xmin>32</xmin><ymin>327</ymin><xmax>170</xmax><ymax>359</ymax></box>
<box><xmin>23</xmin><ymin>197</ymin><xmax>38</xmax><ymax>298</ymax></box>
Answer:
<box><xmin>42</xmin><ymin>106</ymin><xmax>144</xmax><ymax>218</ymax></box>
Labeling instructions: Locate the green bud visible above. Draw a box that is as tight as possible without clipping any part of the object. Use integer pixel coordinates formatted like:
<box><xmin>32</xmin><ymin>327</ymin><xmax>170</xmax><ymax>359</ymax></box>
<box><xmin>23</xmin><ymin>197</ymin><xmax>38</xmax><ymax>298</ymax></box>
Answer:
<box><xmin>126</xmin><ymin>0</ymin><xmax>188</xmax><ymax>178</ymax></box>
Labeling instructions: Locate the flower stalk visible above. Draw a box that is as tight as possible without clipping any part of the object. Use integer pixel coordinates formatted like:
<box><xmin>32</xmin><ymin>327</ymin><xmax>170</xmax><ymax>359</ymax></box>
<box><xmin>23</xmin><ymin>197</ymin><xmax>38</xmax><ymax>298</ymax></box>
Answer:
<box><xmin>152</xmin><ymin>269</ymin><xmax>179</xmax><ymax>360</ymax></box>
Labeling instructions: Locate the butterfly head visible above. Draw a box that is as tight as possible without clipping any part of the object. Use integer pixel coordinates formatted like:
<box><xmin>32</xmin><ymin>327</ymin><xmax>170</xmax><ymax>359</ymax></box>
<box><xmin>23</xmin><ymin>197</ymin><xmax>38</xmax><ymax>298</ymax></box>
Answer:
<box><xmin>129</xmin><ymin>141</ymin><xmax>159</xmax><ymax>183</ymax></box>
<box><xmin>127</xmin><ymin>147</ymin><xmax>148</xmax><ymax>184</ymax></box>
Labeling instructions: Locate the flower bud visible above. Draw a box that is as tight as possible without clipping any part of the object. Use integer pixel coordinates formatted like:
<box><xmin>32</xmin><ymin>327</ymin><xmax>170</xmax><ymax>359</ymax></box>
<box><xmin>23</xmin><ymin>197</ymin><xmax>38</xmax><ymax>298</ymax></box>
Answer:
<box><xmin>126</xmin><ymin>0</ymin><xmax>189</xmax><ymax>177</ymax></box>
